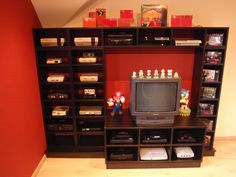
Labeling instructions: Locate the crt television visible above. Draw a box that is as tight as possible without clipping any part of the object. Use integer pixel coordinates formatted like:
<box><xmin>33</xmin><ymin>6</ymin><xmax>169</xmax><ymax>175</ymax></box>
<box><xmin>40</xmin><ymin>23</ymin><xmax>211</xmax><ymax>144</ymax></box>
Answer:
<box><xmin>130</xmin><ymin>77</ymin><xmax>182</xmax><ymax>126</ymax></box>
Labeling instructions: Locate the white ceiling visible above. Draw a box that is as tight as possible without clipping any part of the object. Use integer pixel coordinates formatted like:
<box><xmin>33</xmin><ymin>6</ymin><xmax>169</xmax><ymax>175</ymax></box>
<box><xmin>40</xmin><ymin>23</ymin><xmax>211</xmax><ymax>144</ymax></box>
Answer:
<box><xmin>31</xmin><ymin>0</ymin><xmax>96</xmax><ymax>27</ymax></box>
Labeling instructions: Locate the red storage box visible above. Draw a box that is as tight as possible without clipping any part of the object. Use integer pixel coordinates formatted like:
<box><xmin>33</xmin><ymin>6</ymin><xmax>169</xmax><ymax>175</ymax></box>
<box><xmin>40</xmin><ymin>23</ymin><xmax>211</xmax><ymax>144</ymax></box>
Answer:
<box><xmin>104</xmin><ymin>18</ymin><xmax>117</xmax><ymax>27</ymax></box>
<box><xmin>171</xmin><ymin>15</ymin><xmax>192</xmax><ymax>27</ymax></box>
<box><xmin>83</xmin><ymin>18</ymin><xmax>96</xmax><ymax>27</ymax></box>
<box><xmin>118</xmin><ymin>18</ymin><xmax>134</xmax><ymax>27</ymax></box>
<box><xmin>96</xmin><ymin>8</ymin><xmax>106</xmax><ymax>27</ymax></box>
<box><xmin>120</xmin><ymin>10</ymin><xmax>133</xmax><ymax>19</ymax></box>
<box><xmin>88</xmin><ymin>12</ymin><xmax>96</xmax><ymax>18</ymax></box>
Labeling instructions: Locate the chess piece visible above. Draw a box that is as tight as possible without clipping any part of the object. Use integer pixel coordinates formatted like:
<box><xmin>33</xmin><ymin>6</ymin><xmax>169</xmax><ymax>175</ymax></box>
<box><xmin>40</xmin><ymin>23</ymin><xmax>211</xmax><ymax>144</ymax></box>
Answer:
<box><xmin>167</xmin><ymin>69</ymin><xmax>173</xmax><ymax>78</ymax></box>
<box><xmin>139</xmin><ymin>70</ymin><xmax>144</xmax><ymax>78</ymax></box>
<box><xmin>132</xmin><ymin>71</ymin><xmax>137</xmax><ymax>78</ymax></box>
<box><xmin>160</xmin><ymin>69</ymin><xmax>165</xmax><ymax>78</ymax></box>
<box><xmin>146</xmin><ymin>70</ymin><xmax>152</xmax><ymax>78</ymax></box>
<box><xmin>153</xmin><ymin>69</ymin><xmax>159</xmax><ymax>79</ymax></box>
<box><xmin>174</xmin><ymin>72</ymin><xmax>179</xmax><ymax>78</ymax></box>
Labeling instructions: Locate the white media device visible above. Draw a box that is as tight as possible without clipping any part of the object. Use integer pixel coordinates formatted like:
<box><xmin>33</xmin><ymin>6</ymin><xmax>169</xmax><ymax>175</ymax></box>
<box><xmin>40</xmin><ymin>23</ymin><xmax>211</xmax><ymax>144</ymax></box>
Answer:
<box><xmin>174</xmin><ymin>147</ymin><xmax>194</xmax><ymax>159</ymax></box>
<box><xmin>79</xmin><ymin>106</ymin><xmax>102</xmax><ymax>116</ymax></box>
<box><xmin>80</xmin><ymin>73</ymin><xmax>98</xmax><ymax>82</ymax></box>
<box><xmin>40</xmin><ymin>38</ymin><xmax>65</xmax><ymax>47</ymax></box>
<box><xmin>140</xmin><ymin>148</ymin><xmax>168</xmax><ymax>160</ymax></box>
<box><xmin>52</xmin><ymin>106</ymin><xmax>69</xmax><ymax>116</ymax></box>
<box><xmin>47</xmin><ymin>74</ymin><xmax>65</xmax><ymax>83</ymax></box>
<box><xmin>46</xmin><ymin>58</ymin><xmax>63</xmax><ymax>64</ymax></box>
<box><xmin>74</xmin><ymin>37</ymin><xmax>99</xmax><ymax>46</ymax></box>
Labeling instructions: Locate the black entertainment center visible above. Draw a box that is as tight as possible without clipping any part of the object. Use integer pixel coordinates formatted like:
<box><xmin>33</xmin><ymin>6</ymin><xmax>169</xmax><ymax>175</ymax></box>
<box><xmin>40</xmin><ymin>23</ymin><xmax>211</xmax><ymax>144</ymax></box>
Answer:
<box><xmin>33</xmin><ymin>27</ymin><xmax>229</xmax><ymax>168</ymax></box>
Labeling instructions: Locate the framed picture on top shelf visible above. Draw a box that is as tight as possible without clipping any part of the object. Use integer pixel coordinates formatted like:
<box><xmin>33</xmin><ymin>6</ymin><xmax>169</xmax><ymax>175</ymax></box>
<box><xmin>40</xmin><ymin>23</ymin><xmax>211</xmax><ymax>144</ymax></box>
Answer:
<box><xmin>202</xmin><ymin>69</ymin><xmax>220</xmax><ymax>82</ymax></box>
<box><xmin>204</xmin><ymin>51</ymin><xmax>222</xmax><ymax>64</ymax></box>
<box><xmin>206</xmin><ymin>33</ymin><xmax>224</xmax><ymax>46</ymax></box>
<box><xmin>198</xmin><ymin>103</ymin><xmax>214</xmax><ymax>116</ymax></box>
<box><xmin>200</xmin><ymin>87</ymin><xmax>217</xmax><ymax>99</ymax></box>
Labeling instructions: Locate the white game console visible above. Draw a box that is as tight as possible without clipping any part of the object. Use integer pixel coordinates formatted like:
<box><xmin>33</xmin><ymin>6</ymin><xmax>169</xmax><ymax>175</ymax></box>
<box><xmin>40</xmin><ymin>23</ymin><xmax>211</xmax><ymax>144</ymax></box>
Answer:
<box><xmin>80</xmin><ymin>73</ymin><xmax>98</xmax><ymax>82</ymax></box>
<box><xmin>140</xmin><ymin>148</ymin><xmax>168</xmax><ymax>160</ymax></box>
<box><xmin>40</xmin><ymin>38</ymin><xmax>65</xmax><ymax>47</ymax></box>
<box><xmin>74</xmin><ymin>37</ymin><xmax>99</xmax><ymax>46</ymax></box>
<box><xmin>47</xmin><ymin>74</ymin><xmax>65</xmax><ymax>83</ymax></box>
<box><xmin>46</xmin><ymin>58</ymin><xmax>63</xmax><ymax>64</ymax></box>
<box><xmin>174</xmin><ymin>147</ymin><xmax>195</xmax><ymax>159</ymax></box>
<box><xmin>79</xmin><ymin>106</ymin><xmax>102</xmax><ymax>116</ymax></box>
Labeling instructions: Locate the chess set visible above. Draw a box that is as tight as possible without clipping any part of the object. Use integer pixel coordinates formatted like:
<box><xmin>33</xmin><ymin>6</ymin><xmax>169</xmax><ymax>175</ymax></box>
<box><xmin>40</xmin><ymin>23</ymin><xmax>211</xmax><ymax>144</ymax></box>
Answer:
<box><xmin>131</xmin><ymin>69</ymin><xmax>179</xmax><ymax>79</ymax></box>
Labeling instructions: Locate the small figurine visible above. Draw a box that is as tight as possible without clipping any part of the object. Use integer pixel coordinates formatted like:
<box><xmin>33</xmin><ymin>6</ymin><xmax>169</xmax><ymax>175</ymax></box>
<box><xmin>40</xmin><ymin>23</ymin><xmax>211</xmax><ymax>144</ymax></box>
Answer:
<box><xmin>179</xmin><ymin>89</ymin><xmax>191</xmax><ymax>117</ymax></box>
<box><xmin>107</xmin><ymin>92</ymin><xmax>125</xmax><ymax>116</ymax></box>
<box><xmin>174</xmin><ymin>72</ymin><xmax>179</xmax><ymax>78</ymax></box>
<box><xmin>146</xmin><ymin>70</ymin><xmax>152</xmax><ymax>78</ymax></box>
<box><xmin>167</xmin><ymin>69</ymin><xmax>173</xmax><ymax>78</ymax></box>
<box><xmin>153</xmin><ymin>69</ymin><xmax>159</xmax><ymax>79</ymax></box>
<box><xmin>160</xmin><ymin>69</ymin><xmax>165</xmax><ymax>78</ymax></box>
<box><xmin>139</xmin><ymin>70</ymin><xmax>144</xmax><ymax>78</ymax></box>
<box><xmin>132</xmin><ymin>71</ymin><xmax>137</xmax><ymax>78</ymax></box>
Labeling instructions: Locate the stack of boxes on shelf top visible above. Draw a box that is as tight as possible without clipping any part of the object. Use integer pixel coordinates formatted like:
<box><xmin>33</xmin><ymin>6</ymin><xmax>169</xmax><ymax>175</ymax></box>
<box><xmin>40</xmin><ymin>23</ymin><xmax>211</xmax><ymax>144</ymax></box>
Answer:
<box><xmin>83</xmin><ymin>8</ymin><xmax>135</xmax><ymax>27</ymax></box>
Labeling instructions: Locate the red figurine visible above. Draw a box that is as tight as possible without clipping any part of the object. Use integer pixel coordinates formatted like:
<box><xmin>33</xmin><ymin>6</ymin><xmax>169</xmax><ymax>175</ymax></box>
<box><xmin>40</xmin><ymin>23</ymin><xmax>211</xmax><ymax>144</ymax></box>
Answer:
<box><xmin>107</xmin><ymin>91</ymin><xmax>125</xmax><ymax>116</ymax></box>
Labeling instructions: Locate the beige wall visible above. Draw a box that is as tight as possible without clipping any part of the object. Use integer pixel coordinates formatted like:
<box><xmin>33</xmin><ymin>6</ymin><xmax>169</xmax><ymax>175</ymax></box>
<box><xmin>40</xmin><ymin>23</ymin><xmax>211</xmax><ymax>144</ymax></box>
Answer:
<box><xmin>65</xmin><ymin>0</ymin><xmax>236</xmax><ymax>137</ymax></box>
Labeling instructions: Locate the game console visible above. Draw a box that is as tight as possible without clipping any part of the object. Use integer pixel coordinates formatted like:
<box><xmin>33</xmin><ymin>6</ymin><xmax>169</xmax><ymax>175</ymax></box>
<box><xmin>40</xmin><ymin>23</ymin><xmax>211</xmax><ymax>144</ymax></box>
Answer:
<box><xmin>47</xmin><ymin>92</ymin><xmax>69</xmax><ymax>99</ymax></box>
<box><xmin>174</xmin><ymin>147</ymin><xmax>194</xmax><ymax>159</ymax></box>
<box><xmin>79</xmin><ymin>73</ymin><xmax>98</xmax><ymax>82</ymax></box>
<box><xmin>176</xmin><ymin>131</ymin><xmax>196</xmax><ymax>143</ymax></box>
<box><xmin>110</xmin><ymin>131</ymin><xmax>134</xmax><ymax>144</ymax></box>
<box><xmin>47</xmin><ymin>74</ymin><xmax>65</xmax><ymax>83</ymax></box>
<box><xmin>77</xmin><ymin>57</ymin><xmax>97</xmax><ymax>63</ymax></box>
<box><xmin>47</xmin><ymin>124</ymin><xmax>73</xmax><ymax>131</ymax></box>
<box><xmin>74</xmin><ymin>37</ymin><xmax>99</xmax><ymax>46</ymax></box>
<box><xmin>107</xmin><ymin>34</ymin><xmax>133</xmax><ymax>45</ymax></box>
<box><xmin>140</xmin><ymin>148</ymin><xmax>168</xmax><ymax>160</ymax></box>
<box><xmin>40</xmin><ymin>38</ymin><xmax>65</xmax><ymax>47</ymax></box>
<box><xmin>142</xmin><ymin>36</ymin><xmax>170</xmax><ymax>45</ymax></box>
<box><xmin>52</xmin><ymin>106</ymin><xmax>69</xmax><ymax>116</ymax></box>
<box><xmin>110</xmin><ymin>148</ymin><xmax>134</xmax><ymax>161</ymax></box>
<box><xmin>79</xmin><ymin>106</ymin><xmax>102</xmax><ymax>116</ymax></box>
<box><xmin>141</xmin><ymin>131</ymin><xmax>168</xmax><ymax>144</ymax></box>
<box><xmin>46</xmin><ymin>58</ymin><xmax>63</xmax><ymax>64</ymax></box>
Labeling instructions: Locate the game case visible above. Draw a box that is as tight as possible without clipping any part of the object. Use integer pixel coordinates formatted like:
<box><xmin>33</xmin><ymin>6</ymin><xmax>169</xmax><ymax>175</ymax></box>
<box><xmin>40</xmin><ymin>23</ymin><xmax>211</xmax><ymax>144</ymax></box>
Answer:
<box><xmin>198</xmin><ymin>103</ymin><xmax>214</xmax><ymax>116</ymax></box>
<box><xmin>206</xmin><ymin>33</ymin><xmax>224</xmax><ymax>46</ymax></box>
<box><xmin>205</xmin><ymin>51</ymin><xmax>222</xmax><ymax>64</ymax></box>
<box><xmin>202</xmin><ymin>69</ymin><xmax>220</xmax><ymax>82</ymax></box>
<box><xmin>200</xmin><ymin>87</ymin><xmax>217</xmax><ymax>99</ymax></box>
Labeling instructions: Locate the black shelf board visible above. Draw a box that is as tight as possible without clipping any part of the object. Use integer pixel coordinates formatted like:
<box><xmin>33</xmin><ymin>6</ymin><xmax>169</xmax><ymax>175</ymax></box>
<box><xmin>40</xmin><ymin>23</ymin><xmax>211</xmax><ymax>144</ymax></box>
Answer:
<box><xmin>43</xmin><ymin>99</ymin><xmax>73</xmax><ymax>102</ymax></box>
<box><xmin>70</xmin><ymin>46</ymin><xmax>104</xmax><ymax>50</ymax></box>
<box><xmin>39</xmin><ymin>64</ymin><xmax>70</xmax><ymax>67</ymax></box>
<box><xmin>106</xmin><ymin>144</ymin><xmax>138</xmax><ymax>147</ymax></box>
<box><xmin>73</xmin><ymin>82</ymin><xmax>104</xmax><ymax>85</ymax></box>
<box><xmin>37</xmin><ymin>46</ymin><xmax>69</xmax><ymax>51</ymax></box>
<box><xmin>77</xmin><ymin>115</ymin><xmax>105</xmax><ymax>119</ymax></box>
<box><xmin>172</xmin><ymin>143</ymin><xmax>203</xmax><ymax>146</ymax></box>
<box><xmin>140</xmin><ymin>144</ymin><xmax>171</xmax><ymax>147</ymax></box>
<box><xmin>204</xmin><ymin>46</ymin><xmax>226</xmax><ymax>50</ymax></box>
<box><xmin>42</xmin><ymin>82</ymin><xmax>71</xmax><ymax>85</ymax></box>
<box><xmin>201</xmin><ymin>81</ymin><xmax>221</xmax><ymax>85</ymax></box>
<box><xmin>78</xmin><ymin>131</ymin><xmax>104</xmax><ymax>136</ymax></box>
<box><xmin>45</xmin><ymin>116</ymin><xmax>73</xmax><ymax>119</ymax></box>
<box><xmin>199</xmin><ymin>98</ymin><xmax>219</xmax><ymax>102</ymax></box>
<box><xmin>74</xmin><ymin>98</ymin><xmax>105</xmax><ymax>102</ymax></box>
<box><xmin>72</xmin><ymin>63</ymin><xmax>104</xmax><ymax>67</ymax></box>
<box><xmin>196</xmin><ymin>115</ymin><xmax>217</xmax><ymax>118</ymax></box>
<box><xmin>47</xmin><ymin>131</ymin><xmax>74</xmax><ymax>136</ymax></box>
<box><xmin>204</xmin><ymin>63</ymin><xmax>224</xmax><ymax>67</ymax></box>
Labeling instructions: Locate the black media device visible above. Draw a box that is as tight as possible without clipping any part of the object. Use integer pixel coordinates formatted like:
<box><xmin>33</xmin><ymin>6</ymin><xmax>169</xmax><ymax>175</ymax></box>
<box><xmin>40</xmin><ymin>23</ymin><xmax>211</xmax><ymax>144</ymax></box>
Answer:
<box><xmin>130</xmin><ymin>77</ymin><xmax>182</xmax><ymax>126</ymax></box>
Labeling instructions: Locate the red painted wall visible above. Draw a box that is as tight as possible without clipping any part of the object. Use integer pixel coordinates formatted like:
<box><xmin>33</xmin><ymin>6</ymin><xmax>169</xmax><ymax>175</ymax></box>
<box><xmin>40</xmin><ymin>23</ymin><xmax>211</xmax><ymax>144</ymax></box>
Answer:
<box><xmin>106</xmin><ymin>47</ymin><xmax>195</xmax><ymax>109</ymax></box>
<box><xmin>0</xmin><ymin>1</ymin><xmax>45</xmax><ymax>177</ymax></box>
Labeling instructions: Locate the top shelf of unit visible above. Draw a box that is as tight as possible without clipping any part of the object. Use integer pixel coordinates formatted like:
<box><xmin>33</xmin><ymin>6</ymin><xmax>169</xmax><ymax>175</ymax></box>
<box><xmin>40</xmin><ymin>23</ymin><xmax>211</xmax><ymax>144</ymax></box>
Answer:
<box><xmin>105</xmin><ymin>110</ymin><xmax>205</xmax><ymax>129</ymax></box>
<box><xmin>33</xmin><ymin>27</ymin><xmax>229</xmax><ymax>49</ymax></box>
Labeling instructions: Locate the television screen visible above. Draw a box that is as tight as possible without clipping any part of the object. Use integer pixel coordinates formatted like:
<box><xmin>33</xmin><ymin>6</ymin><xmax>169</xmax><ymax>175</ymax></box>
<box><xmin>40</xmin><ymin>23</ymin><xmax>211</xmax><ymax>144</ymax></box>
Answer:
<box><xmin>136</xmin><ymin>82</ymin><xmax>178</xmax><ymax>112</ymax></box>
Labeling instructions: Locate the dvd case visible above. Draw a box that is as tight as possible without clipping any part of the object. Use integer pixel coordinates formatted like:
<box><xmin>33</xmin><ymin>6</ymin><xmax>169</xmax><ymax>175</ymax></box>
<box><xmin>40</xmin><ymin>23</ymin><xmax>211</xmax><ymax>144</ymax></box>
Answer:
<box><xmin>205</xmin><ymin>51</ymin><xmax>222</xmax><ymax>64</ymax></box>
<box><xmin>198</xmin><ymin>103</ymin><xmax>214</xmax><ymax>116</ymax></box>
<box><xmin>202</xmin><ymin>69</ymin><xmax>220</xmax><ymax>82</ymax></box>
<box><xmin>200</xmin><ymin>87</ymin><xmax>217</xmax><ymax>99</ymax></box>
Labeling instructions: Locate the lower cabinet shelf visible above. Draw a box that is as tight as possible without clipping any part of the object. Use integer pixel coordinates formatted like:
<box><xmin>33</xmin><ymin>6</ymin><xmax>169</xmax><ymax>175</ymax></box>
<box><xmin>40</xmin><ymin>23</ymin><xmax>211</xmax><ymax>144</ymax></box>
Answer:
<box><xmin>105</xmin><ymin>110</ymin><xmax>206</xmax><ymax>169</ymax></box>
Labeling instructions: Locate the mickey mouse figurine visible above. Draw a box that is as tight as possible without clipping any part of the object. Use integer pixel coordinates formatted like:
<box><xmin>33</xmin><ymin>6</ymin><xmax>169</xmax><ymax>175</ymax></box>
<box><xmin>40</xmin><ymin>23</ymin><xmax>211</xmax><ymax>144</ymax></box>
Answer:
<box><xmin>107</xmin><ymin>92</ymin><xmax>125</xmax><ymax>116</ymax></box>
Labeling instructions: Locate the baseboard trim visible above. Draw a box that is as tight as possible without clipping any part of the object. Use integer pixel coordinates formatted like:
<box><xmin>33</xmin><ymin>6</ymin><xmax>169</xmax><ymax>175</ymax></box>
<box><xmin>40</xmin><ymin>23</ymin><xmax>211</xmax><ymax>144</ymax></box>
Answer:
<box><xmin>215</xmin><ymin>136</ymin><xmax>236</xmax><ymax>141</ymax></box>
<box><xmin>31</xmin><ymin>154</ymin><xmax>46</xmax><ymax>177</ymax></box>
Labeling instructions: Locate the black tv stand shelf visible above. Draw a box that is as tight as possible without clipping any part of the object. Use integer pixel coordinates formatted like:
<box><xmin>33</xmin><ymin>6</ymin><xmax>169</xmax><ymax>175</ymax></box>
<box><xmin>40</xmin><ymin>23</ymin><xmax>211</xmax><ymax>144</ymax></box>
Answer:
<box><xmin>33</xmin><ymin>27</ymin><xmax>228</xmax><ymax>158</ymax></box>
<box><xmin>105</xmin><ymin>110</ymin><xmax>206</xmax><ymax>169</ymax></box>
